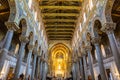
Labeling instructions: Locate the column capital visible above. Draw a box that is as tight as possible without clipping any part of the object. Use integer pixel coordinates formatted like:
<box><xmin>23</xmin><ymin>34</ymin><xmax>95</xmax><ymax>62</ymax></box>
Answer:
<box><xmin>5</xmin><ymin>22</ymin><xmax>19</xmax><ymax>31</ymax></box>
<box><xmin>91</xmin><ymin>37</ymin><xmax>101</xmax><ymax>45</ymax></box>
<box><xmin>85</xmin><ymin>45</ymin><xmax>92</xmax><ymax>51</ymax></box>
<box><xmin>19</xmin><ymin>35</ymin><xmax>29</xmax><ymax>43</ymax></box>
<box><xmin>33</xmin><ymin>49</ymin><xmax>38</xmax><ymax>55</ymax></box>
<box><xmin>81</xmin><ymin>47</ymin><xmax>87</xmax><ymax>55</ymax></box>
<box><xmin>78</xmin><ymin>55</ymin><xmax>82</xmax><ymax>58</ymax></box>
<box><xmin>72</xmin><ymin>59</ymin><xmax>77</xmax><ymax>63</ymax></box>
<box><xmin>28</xmin><ymin>44</ymin><xmax>34</xmax><ymax>51</ymax></box>
<box><xmin>101</xmin><ymin>22</ymin><xmax>116</xmax><ymax>34</ymax></box>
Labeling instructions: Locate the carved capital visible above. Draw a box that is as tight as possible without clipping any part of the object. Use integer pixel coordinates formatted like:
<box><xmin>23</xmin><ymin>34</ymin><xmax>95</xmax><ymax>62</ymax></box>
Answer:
<box><xmin>33</xmin><ymin>49</ymin><xmax>39</xmax><ymax>55</ymax></box>
<box><xmin>85</xmin><ymin>45</ymin><xmax>92</xmax><ymax>51</ymax></box>
<box><xmin>78</xmin><ymin>53</ymin><xmax>82</xmax><ymax>58</ymax></box>
<box><xmin>81</xmin><ymin>47</ymin><xmax>86</xmax><ymax>55</ymax></box>
<box><xmin>19</xmin><ymin>35</ymin><xmax>29</xmax><ymax>43</ymax></box>
<box><xmin>38</xmin><ymin>55</ymin><xmax>41</xmax><ymax>58</ymax></box>
<box><xmin>72</xmin><ymin>59</ymin><xmax>76</xmax><ymax>63</ymax></box>
<box><xmin>5</xmin><ymin>22</ymin><xmax>19</xmax><ymax>31</ymax></box>
<box><xmin>101</xmin><ymin>22</ymin><xmax>116</xmax><ymax>34</ymax></box>
<box><xmin>27</xmin><ymin>44</ymin><xmax>34</xmax><ymax>51</ymax></box>
<box><xmin>91</xmin><ymin>37</ymin><xmax>101</xmax><ymax>45</ymax></box>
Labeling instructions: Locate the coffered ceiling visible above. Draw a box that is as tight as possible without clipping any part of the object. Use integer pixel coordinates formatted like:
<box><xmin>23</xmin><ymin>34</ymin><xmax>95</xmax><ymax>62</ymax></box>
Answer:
<box><xmin>39</xmin><ymin>0</ymin><xmax>82</xmax><ymax>40</ymax></box>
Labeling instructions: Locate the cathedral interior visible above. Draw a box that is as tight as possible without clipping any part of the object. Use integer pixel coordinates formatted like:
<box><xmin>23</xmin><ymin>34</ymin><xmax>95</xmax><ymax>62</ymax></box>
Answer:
<box><xmin>0</xmin><ymin>0</ymin><xmax>120</xmax><ymax>80</ymax></box>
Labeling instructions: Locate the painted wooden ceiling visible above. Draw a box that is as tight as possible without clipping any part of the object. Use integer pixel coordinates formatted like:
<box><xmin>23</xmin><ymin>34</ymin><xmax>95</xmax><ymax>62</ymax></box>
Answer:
<box><xmin>39</xmin><ymin>0</ymin><xmax>82</xmax><ymax>40</ymax></box>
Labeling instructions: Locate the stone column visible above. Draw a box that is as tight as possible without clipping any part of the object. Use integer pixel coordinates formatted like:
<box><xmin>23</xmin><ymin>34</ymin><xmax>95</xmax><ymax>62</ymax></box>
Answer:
<box><xmin>36</xmin><ymin>56</ymin><xmax>40</xmax><ymax>79</ymax></box>
<box><xmin>25</xmin><ymin>44</ymin><xmax>34</xmax><ymax>79</ymax></box>
<box><xmin>31</xmin><ymin>53</ymin><xmax>37</xmax><ymax>80</ymax></box>
<box><xmin>79</xmin><ymin>57</ymin><xmax>85</xmax><ymax>80</ymax></box>
<box><xmin>91</xmin><ymin>37</ymin><xmax>107</xmax><ymax>80</ymax></box>
<box><xmin>0</xmin><ymin>29</ymin><xmax>14</xmax><ymax>72</ymax></box>
<box><xmin>76</xmin><ymin>60</ymin><xmax>81</xmax><ymax>80</ymax></box>
<box><xmin>102</xmin><ymin>22</ymin><xmax>120</xmax><ymax>73</ymax></box>
<box><xmin>85</xmin><ymin>46</ymin><xmax>95</xmax><ymax>80</ymax></box>
<box><xmin>13</xmin><ymin>36</ymin><xmax>29</xmax><ymax>80</ymax></box>
<box><xmin>42</xmin><ymin>61</ymin><xmax>47</xmax><ymax>80</ymax></box>
<box><xmin>83</xmin><ymin>55</ymin><xmax>88</xmax><ymax>80</ymax></box>
<box><xmin>0</xmin><ymin>22</ymin><xmax>17</xmax><ymax>72</ymax></box>
<box><xmin>72</xmin><ymin>62</ymin><xmax>76</xmax><ymax>80</ymax></box>
<box><xmin>40</xmin><ymin>60</ymin><xmax>43</xmax><ymax>80</ymax></box>
<box><xmin>75</xmin><ymin>62</ymin><xmax>78</xmax><ymax>80</ymax></box>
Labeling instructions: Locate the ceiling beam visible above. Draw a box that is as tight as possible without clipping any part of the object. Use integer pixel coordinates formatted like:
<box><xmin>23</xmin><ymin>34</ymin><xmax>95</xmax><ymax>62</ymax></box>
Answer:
<box><xmin>39</xmin><ymin>0</ymin><xmax>82</xmax><ymax>2</ymax></box>
<box><xmin>40</xmin><ymin>6</ymin><xmax>81</xmax><ymax>10</ymax></box>
<box><xmin>42</xmin><ymin>13</ymin><xmax>79</xmax><ymax>17</ymax></box>
<box><xmin>45</xmin><ymin>24</ymin><xmax>75</xmax><ymax>27</ymax></box>
<box><xmin>43</xmin><ymin>19</ymin><xmax>77</xmax><ymax>22</ymax></box>
<box><xmin>48</xmin><ymin>34</ymin><xmax>72</xmax><ymax>37</ymax></box>
<box><xmin>47</xmin><ymin>32</ymin><xmax>73</xmax><ymax>34</ymax></box>
<box><xmin>49</xmin><ymin>38</ymin><xmax>71</xmax><ymax>40</ymax></box>
<box><xmin>48</xmin><ymin>33</ymin><xmax>73</xmax><ymax>35</ymax></box>
<box><xmin>49</xmin><ymin>38</ymin><xmax>71</xmax><ymax>39</ymax></box>
<box><xmin>46</xmin><ymin>28</ymin><xmax>74</xmax><ymax>30</ymax></box>
<box><xmin>48</xmin><ymin>34</ymin><xmax>72</xmax><ymax>35</ymax></box>
<box><xmin>46</xmin><ymin>26</ymin><xmax>74</xmax><ymax>28</ymax></box>
<box><xmin>48</xmin><ymin>36</ymin><xmax>72</xmax><ymax>38</ymax></box>
<box><xmin>112</xmin><ymin>13</ymin><xmax>120</xmax><ymax>17</ymax></box>
<box><xmin>46</xmin><ymin>30</ymin><xmax>74</xmax><ymax>32</ymax></box>
<box><xmin>0</xmin><ymin>11</ymin><xmax>9</xmax><ymax>15</ymax></box>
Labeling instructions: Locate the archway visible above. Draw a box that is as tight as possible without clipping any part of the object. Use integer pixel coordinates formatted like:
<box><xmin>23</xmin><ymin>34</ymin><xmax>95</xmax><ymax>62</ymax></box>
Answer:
<box><xmin>93</xmin><ymin>20</ymin><xmax>112</xmax><ymax>58</ymax></box>
<box><xmin>48</xmin><ymin>43</ymin><xmax>72</xmax><ymax>78</ymax></box>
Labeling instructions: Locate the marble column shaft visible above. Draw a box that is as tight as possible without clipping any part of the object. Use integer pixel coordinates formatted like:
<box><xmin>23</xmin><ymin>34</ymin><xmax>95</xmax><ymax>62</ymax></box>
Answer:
<box><xmin>31</xmin><ymin>54</ymin><xmax>37</xmax><ymax>80</ymax></box>
<box><xmin>40</xmin><ymin>61</ymin><xmax>43</xmax><ymax>79</ymax></box>
<box><xmin>75</xmin><ymin>62</ymin><xmax>78</xmax><ymax>80</ymax></box>
<box><xmin>83</xmin><ymin>55</ymin><xmax>88</xmax><ymax>80</ymax></box>
<box><xmin>72</xmin><ymin>63</ymin><xmax>76</xmax><ymax>80</ymax></box>
<box><xmin>86</xmin><ymin>46</ymin><xmax>95</xmax><ymax>80</ymax></box>
<box><xmin>76</xmin><ymin>61</ymin><xmax>80</xmax><ymax>80</ymax></box>
<box><xmin>108</xmin><ymin>33</ymin><xmax>120</xmax><ymax>73</ymax></box>
<box><xmin>79</xmin><ymin>58</ymin><xmax>85</xmax><ymax>80</ymax></box>
<box><xmin>102</xmin><ymin>23</ymin><xmax>120</xmax><ymax>73</ymax></box>
<box><xmin>92</xmin><ymin>37</ymin><xmax>107</xmax><ymax>80</ymax></box>
<box><xmin>14</xmin><ymin>42</ymin><xmax>26</xmax><ymax>80</ymax></box>
<box><xmin>36</xmin><ymin>57</ymin><xmax>40</xmax><ymax>79</ymax></box>
<box><xmin>88</xmin><ymin>51</ymin><xmax>95</xmax><ymax>80</ymax></box>
<box><xmin>25</xmin><ymin>45</ymin><xmax>34</xmax><ymax>79</ymax></box>
<box><xmin>42</xmin><ymin>62</ymin><xmax>47</xmax><ymax>80</ymax></box>
<box><xmin>0</xmin><ymin>29</ymin><xmax>14</xmax><ymax>72</ymax></box>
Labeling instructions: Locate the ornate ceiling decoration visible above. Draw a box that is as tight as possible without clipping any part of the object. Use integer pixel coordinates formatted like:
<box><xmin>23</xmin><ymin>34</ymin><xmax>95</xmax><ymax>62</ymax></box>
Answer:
<box><xmin>39</xmin><ymin>0</ymin><xmax>82</xmax><ymax>40</ymax></box>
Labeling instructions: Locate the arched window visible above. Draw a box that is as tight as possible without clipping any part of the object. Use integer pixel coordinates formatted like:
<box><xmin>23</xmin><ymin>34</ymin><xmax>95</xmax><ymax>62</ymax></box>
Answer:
<box><xmin>95</xmin><ymin>50</ymin><xmax>98</xmax><ymax>61</ymax></box>
<box><xmin>38</xmin><ymin>22</ymin><xmax>41</xmax><ymax>31</ymax></box>
<box><xmin>79</xmin><ymin>23</ymin><xmax>82</xmax><ymax>32</ymax></box>
<box><xmin>28</xmin><ymin>0</ymin><xmax>32</xmax><ymax>9</ymax></box>
<box><xmin>34</xmin><ymin>11</ymin><xmax>37</xmax><ymax>21</ymax></box>
<box><xmin>101</xmin><ymin>44</ymin><xmax>106</xmax><ymax>57</ymax></box>
<box><xmin>83</xmin><ymin>13</ymin><xmax>86</xmax><ymax>23</ymax></box>
<box><xmin>14</xmin><ymin>44</ymin><xmax>19</xmax><ymax>54</ymax></box>
<box><xmin>89</xmin><ymin>0</ymin><xmax>93</xmax><ymax>10</ymax></box>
